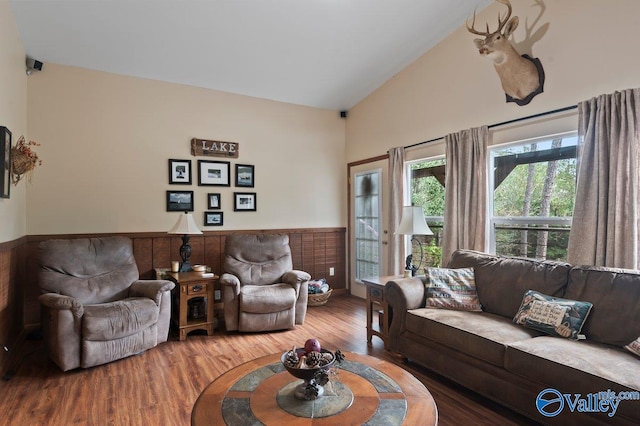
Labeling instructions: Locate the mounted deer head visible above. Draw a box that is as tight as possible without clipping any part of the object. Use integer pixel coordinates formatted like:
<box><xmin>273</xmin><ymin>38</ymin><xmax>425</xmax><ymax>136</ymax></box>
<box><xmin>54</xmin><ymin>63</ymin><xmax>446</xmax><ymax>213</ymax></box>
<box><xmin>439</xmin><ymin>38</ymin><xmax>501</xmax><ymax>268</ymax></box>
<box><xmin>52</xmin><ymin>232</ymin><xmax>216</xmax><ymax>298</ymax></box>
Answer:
<box><xmin>467</xmin><ymin>0</ymin><xmax>544</xmax><ymax>106</ymax></box>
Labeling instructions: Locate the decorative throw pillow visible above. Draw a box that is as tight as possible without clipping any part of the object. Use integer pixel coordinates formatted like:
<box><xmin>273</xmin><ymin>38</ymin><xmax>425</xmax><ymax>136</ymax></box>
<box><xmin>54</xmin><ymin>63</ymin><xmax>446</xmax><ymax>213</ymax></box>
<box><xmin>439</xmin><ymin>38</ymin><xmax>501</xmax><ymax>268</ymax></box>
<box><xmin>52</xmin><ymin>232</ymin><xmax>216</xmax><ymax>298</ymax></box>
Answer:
<box><xmin>424</xmin><ymin>267</ymin><xmax>482</xmax><ymax>311</ymax></box>
<box><xmin>625</xmin><ymin>337</ymin><xmax>640</xmax><ymax>357</ymax></box>
<box><xmin>513</xmin><ymin>290</ymin><xmax>593</xmax><ymax>340</ymax></box>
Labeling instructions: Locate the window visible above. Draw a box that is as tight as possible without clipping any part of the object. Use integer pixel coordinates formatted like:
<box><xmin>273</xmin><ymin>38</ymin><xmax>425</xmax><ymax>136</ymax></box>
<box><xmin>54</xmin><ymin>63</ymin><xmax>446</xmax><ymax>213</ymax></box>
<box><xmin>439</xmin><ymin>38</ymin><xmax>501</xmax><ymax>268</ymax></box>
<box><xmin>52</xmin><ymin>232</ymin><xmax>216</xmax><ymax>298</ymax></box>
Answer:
<box><xmin>489</xmin><ymin>133</ymin><xmax>577</xmax><ymax>261</ymax></box>
<box><xmin>408</xmin><ymin>158</ymin><xmax>445</xmax><ymax>267</ymax></box>
<box><xmin>354</xmin><ymin>170</ymin><xmax>381</xmax><ymax>279</ymax></box>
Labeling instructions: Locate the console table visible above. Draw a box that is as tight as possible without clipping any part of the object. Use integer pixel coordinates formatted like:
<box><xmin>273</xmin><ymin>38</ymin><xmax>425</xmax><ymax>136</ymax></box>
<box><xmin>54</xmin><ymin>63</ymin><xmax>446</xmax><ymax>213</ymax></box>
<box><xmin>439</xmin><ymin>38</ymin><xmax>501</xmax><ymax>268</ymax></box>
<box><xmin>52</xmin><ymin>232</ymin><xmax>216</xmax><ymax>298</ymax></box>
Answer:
<box><xmin>361</xmin><ymin>275</ymin><xmax>402</xmax><ymax>350</ymax></box>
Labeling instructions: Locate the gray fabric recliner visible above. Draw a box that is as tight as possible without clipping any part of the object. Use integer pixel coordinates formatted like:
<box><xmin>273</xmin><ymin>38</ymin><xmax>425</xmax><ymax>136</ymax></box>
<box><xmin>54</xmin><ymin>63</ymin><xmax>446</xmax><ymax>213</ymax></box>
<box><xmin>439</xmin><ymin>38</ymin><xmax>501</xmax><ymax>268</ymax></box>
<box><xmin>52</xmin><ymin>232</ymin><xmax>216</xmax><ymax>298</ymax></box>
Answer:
<box><xmin>38</xmin><ymin>236</ymin><xmax>175</xmax><ymax>371</ymax></box>
<box><xmin>220</xmin><ymin>234</ymin><xmax>310</xmax><ymax>332</ymax></box>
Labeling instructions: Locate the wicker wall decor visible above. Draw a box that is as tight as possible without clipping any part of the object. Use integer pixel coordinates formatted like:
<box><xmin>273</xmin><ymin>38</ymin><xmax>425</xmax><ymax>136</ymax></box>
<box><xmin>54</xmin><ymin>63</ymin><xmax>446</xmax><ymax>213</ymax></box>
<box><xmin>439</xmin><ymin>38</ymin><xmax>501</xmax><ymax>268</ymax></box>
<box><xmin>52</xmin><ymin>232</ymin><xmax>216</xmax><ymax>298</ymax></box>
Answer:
<box><xmin>11</xmin><ymin>135</ymin><xmax>41</xmax><ymax>185</ymax></box>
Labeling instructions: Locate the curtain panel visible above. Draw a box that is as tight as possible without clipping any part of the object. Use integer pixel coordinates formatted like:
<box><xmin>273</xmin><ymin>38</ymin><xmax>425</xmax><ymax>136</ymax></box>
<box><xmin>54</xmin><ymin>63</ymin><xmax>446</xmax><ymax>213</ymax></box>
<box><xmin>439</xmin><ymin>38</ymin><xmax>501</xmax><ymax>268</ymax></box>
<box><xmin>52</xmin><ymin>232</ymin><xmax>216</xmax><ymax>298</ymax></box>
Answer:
<box><xmin>388</xmin><ymin>147</ymin><xmax>405</xmax><ymax>275</ymax></box>
<box><xmin>441</xmin><ymin>126</ymin><xmax>489</xmax><ymax>265</ymax></box>
<box><xmin>567</xmin><ymin>88</ymin><xmax>640</xmax><ymax>268</ymax></box>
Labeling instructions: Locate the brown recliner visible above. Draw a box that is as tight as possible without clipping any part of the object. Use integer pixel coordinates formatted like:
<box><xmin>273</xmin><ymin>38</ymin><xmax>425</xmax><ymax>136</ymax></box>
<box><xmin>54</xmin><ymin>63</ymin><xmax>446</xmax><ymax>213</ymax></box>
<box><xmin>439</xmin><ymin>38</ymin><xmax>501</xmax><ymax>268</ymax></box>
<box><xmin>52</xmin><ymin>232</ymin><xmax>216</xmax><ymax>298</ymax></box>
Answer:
<box><xmin>38</xmin><ymin>236</ymin><xmax>175</xmax><ymax>371</ymax></box>
<box><xmin>220</xmin><ymin>234</ymin><xmax>310</xmax><ymax>332</ymax></box>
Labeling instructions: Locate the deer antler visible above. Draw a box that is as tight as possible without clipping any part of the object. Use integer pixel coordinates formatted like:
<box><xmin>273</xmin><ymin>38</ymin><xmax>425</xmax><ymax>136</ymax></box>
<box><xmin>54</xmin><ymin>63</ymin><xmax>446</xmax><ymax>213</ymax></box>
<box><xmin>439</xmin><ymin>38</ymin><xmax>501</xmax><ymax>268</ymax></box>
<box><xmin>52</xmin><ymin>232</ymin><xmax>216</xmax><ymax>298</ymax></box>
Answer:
<box><xmin>466</xmin><ymin>8</ymin><xmax>490</xmax><ymax>36</ymax></box>
<box><xmin>467</xmin><ymin>0</ymin><xmax>513</xmax><ymax>36</ymax></box>
<box><xmin>495</xmin><ymin>0</ymin><xmax>513</xmax><ymax>33</ymax></box>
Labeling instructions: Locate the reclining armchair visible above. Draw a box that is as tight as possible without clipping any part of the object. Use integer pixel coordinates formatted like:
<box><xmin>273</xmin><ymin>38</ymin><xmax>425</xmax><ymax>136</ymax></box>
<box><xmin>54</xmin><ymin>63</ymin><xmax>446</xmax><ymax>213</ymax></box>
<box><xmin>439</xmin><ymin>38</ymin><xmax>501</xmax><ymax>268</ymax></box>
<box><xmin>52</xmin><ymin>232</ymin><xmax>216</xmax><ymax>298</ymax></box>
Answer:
<box><xmin>221</xmin><ymin>234</ymin><xmax>310</xmax><ymax>332</ymax></box>
<box><xmin>38</xmin><ymin>236</ymin><xmax>175</xmax><ymax>371</ymax></box>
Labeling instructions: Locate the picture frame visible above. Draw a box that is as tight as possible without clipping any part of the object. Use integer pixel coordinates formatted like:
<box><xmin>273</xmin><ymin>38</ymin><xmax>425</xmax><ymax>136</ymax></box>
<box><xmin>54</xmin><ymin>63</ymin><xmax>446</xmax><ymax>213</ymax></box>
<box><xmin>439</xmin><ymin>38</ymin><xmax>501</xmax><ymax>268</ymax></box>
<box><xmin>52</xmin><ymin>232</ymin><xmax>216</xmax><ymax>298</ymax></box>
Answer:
<box><xmin>204</xmin><ymin>211</ymin><xmax>224</xmax><ymax>226</ymax></box>
<box><xmin>235</xmin><ymin>164</ymin><xmax>255</xmax><ymax>187</ymax></box>
<box><xmin>166</xmin><ymin>190</ymin><xmax>194</xmax><ymax>212</ymax></box>
<box><xmin>198</xmin><ymin>160</ymin><xmax>230</xmax><ymax>186</ymax></box>
<box><xmin>0</xmin><ymin>127</ymin><xmax>10</xmax><ymax>199</ymax></box>
<box><xmin>207</xmin><ymin>193</ymin><xmax>221</xmax><ymax>209</ymax></box>
<box><xmin>234</xmin><ymin>192</ymin><xmax>257</xmax><ymax>211</ymax></box>
<box><xmin>169</xmin><ymin>159</ymin><xmax>192</xmax><ymax>185</ymax></box>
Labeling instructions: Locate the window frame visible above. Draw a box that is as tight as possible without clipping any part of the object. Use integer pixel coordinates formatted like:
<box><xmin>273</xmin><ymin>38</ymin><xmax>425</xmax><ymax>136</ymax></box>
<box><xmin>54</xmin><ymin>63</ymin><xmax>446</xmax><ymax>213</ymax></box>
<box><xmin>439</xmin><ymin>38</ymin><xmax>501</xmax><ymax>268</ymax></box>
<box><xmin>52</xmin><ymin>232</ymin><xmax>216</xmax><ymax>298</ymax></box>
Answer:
<box><xmin>487</xmin><ymin>131</ymin><xmax>577</xmax><ymax>259</ymax></box>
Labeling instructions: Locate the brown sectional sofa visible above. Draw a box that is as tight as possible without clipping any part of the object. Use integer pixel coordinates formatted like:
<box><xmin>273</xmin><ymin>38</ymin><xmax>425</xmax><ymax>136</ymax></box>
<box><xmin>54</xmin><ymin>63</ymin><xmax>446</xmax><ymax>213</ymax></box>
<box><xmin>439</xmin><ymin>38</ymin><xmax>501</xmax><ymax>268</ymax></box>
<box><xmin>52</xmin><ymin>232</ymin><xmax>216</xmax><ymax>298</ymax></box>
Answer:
<box><xmin>385</xmin><ymin>249</ymin><xmax>640</xmax><ymax>425</ymax></box>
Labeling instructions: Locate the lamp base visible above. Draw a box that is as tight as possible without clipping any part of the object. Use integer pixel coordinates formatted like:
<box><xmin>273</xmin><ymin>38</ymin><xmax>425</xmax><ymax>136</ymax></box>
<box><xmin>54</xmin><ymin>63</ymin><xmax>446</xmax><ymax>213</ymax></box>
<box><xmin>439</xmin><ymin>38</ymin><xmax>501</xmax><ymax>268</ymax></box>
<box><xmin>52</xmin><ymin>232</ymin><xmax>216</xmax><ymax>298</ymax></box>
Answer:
<box><xmin>404</xmin><ymin>254</ymin><xmax>419</xmax><ymax>277</ymax></box>
<box><xmin>179</xmin><ymin>235</ymin><xmax>193</xmax><ymax>272</ymax></box>
<box><xmin>179</xmin><ymin>261</ymin><xmax>192</xmax><ymax>272</ymax></box>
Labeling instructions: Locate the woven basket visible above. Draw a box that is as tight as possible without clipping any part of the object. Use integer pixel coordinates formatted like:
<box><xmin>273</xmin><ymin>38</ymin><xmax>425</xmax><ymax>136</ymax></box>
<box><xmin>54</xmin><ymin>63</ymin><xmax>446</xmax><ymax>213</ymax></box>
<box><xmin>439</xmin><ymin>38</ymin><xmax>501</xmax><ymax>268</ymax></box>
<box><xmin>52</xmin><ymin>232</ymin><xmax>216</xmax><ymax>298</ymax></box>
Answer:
<box><xmin>308</xmin><ymin>289</ymin><xmax>332</xmax><ymax>307</ymax></box>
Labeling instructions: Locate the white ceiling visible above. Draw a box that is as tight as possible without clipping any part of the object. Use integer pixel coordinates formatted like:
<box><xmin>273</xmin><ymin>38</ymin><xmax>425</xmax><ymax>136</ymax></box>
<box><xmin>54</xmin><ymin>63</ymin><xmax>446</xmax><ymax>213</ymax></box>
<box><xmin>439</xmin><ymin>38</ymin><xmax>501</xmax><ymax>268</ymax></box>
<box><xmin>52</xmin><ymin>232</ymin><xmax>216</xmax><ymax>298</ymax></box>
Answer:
<box><xmin>10</xmin><ymin>0</ymin><xmax>490</xmax><ymax>110</ymax></box>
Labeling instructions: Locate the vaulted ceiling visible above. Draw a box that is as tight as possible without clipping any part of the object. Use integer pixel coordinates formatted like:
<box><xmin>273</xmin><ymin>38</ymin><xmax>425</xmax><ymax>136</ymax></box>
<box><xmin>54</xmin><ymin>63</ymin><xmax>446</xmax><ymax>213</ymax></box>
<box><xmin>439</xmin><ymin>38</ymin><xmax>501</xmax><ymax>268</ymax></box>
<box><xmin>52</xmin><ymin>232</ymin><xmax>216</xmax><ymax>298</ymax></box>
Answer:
<box><xmin>10</xmin><ymin>0</ymin><xmax>490</xmax><ymax>110</ymax></box>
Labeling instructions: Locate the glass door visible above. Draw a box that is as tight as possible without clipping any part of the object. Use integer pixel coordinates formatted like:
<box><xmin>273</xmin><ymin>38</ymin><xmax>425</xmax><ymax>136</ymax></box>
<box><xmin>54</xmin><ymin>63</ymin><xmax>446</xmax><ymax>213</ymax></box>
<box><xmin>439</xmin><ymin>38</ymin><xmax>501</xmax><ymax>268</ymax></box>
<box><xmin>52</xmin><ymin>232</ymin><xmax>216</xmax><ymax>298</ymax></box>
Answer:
<box><xmin>349</xmin><ymin>159</ymin><xmax>389</xmax><ymax>298</ymax></box>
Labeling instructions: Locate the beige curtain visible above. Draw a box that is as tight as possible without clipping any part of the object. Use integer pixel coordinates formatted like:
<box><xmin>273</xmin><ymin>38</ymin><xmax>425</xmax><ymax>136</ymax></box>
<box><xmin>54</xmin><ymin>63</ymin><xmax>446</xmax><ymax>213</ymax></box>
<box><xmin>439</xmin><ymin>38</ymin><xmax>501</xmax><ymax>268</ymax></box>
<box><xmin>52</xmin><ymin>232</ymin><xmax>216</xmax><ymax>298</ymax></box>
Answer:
<box><xmin>388</xmin><ymin>146</ymin><xmax>405</xmax><ymax>275</ymax></box>
<box><xmin>441</xmin><ymin>126</ymin><xmax>488</xmax><ymax>265</ymax></box>
<box><xmin>567</xmin><ymin>88</ymin><xmax>640</xmax><ymax>268</ymax></box>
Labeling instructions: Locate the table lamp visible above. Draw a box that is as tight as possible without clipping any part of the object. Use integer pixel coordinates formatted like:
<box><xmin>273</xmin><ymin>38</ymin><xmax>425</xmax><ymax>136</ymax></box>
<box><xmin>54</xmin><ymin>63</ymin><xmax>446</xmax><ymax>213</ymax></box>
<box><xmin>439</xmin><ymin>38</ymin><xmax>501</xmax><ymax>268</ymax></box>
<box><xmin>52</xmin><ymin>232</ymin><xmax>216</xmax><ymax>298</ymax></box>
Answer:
<box><xmin>168</xmin><ymin>212</ymin><xmax>202</xmax><ymax>272</ymax></box>
<box><xmin>395</xmin><ymin>206</ymin><xmax>433</xmax><ymax>276</ymax></box>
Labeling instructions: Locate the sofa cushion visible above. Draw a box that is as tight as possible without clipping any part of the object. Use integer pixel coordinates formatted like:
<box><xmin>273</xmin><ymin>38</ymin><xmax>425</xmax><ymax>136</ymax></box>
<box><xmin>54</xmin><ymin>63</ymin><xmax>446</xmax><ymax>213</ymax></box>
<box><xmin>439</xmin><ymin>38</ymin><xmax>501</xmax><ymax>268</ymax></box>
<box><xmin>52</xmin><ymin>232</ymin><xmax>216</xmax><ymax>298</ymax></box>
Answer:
<box><xmin>513</xmin><ymin>290</ymin><xmax>593</xmax><ymax>340</ymax></box>
<box><xmin>83</xmin><ymin>297</ymin><xmax>159</xmax><ymax>341</ymax></box>
<box><xmin>447</xmin><ymin>250</ymin><xmax>571</xmax><ymax>319</ymax></box>
<box><xmin>405</xmin><ymin>308</ymin><xmax>541</xmax><ymax>367</ymax></box>
<box><xmin>505</xmin><ymin>336</ymin><xmax>640</xmax><ymax>420</ymax></box>
<box><xmin>564</xmin><ymin>266</ymin><xmax>640</xmax><ymax>347</ymax></box>
<box><xmin>424</xmin><ymin>267</ymin><xmax>482</xmax><ymax>311</ymax></box>
<box><xmin>240</xmin><ymin>284</ymin><xmax>296</xmax><ymax>313</ymax></box>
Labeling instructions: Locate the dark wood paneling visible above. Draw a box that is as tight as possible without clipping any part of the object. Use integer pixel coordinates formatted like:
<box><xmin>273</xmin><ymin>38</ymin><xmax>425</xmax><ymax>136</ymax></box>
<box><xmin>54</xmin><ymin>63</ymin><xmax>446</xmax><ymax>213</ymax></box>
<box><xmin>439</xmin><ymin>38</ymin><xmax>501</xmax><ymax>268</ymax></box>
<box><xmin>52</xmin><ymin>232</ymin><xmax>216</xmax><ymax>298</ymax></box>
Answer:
<box><xmin>0</xmin><ymin>237</ymin><xmax>27</xmax><ymax>376</ymax></box>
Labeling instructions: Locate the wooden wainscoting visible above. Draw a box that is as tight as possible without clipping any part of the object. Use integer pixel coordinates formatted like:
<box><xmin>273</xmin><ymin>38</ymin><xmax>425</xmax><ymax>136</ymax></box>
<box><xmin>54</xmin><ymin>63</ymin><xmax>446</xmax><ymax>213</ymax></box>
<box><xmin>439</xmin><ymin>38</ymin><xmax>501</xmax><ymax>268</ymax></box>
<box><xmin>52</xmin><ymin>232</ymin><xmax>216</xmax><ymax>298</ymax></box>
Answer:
<box><xmin>0</xmin><ymin>237</ymin><xmax>27</xmax><ymax>376</ymax></box>
<box><xmin>23</xmin><ymin>227</ymin><xmax>345</xmax><ymax>327</ymax></box>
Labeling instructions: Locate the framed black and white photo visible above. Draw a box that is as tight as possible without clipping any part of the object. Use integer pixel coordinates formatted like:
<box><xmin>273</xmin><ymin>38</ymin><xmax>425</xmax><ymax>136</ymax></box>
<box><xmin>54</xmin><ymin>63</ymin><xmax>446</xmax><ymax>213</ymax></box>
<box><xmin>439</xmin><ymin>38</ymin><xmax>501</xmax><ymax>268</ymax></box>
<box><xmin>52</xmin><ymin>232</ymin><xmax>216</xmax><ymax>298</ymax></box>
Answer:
<box><xmin>204</xmin><ymin>211</ymin><xmax>223</xmax><ymax>226</ymax></box>
<box><xmin>235</xmin><ymin>164</ymin><xmax>254</xmax><ymax>187</ymax></box>
<box><xmin>0</xmin><ymin>127</ymin><xmax>11</xmax><ymax>199</ymax></box>
<box><xmin>234</xmin><ymin>192</ymin><xmax>257</xmax><ymax>211</ymax></box>
<box><xmin>207</xmin><ymin>193</ymin><xmax>221</xmax><ymax>209</ymax></box>
<box><xmin>166</xmin><ymin>190</ymin><xmax>194</xmax><ymax>212</ymax></box>
<box><xmin>169</xmin><ymin>159</ymin><xmax>192</xmax><ymax>185</ymax></box>
<box><xmin>198</xmin><ymin>160</ymin><xmax>230</xmax><ymax>186</ymax></box>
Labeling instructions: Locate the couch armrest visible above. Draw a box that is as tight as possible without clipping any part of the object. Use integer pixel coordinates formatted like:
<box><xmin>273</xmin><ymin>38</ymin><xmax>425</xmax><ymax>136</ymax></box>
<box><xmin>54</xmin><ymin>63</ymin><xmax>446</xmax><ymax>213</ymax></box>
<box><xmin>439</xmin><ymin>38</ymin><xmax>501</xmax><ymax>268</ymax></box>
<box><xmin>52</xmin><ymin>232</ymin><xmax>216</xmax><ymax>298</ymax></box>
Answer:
<box><xmin>220</xmin><ymin>273</ymin><xmax>241</xmax><ymax>289</ymax></box>
<box><xmin>129</xmin><ymin>280</ymin><xmax>175</xmax><ymax>306</ymax></box>
<box><xmin>221</xmin><ymin>273</ymin><xmax>241</xmax><ymax>331</ymax></box>
<box><xmin>282</xmin><ymin>270</ymin><xmax>311</xmax><ymax>285</ymax></box>
<box><xmin>39</xmin><ymin>293</ymin><xmax>84</xmax><ymax>318</ymax></box>
<box><xmin>384</xmin><ymin>277</ymin><xmax>426</xmax><ymax>351</ymax></box>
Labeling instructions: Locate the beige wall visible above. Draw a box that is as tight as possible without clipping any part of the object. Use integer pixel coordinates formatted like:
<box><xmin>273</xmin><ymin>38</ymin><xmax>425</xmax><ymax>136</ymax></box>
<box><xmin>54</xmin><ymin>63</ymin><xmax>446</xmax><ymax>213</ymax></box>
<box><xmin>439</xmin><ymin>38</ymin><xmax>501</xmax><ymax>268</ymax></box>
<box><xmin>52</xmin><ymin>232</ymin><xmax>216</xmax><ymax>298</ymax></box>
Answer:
<box><xmin>0</xmin><ymin>2</ymin><xmax>27</xmax><ymax>243</ymax></box>
<box><xmin>346</xmin><ymin>0</ymin><xmax>640</xmax><ymax>162</ymax></box>
<box><xmin>26</xmin><ymin>64</ymin><xmax>346</xmax><ymax>234</ymax></box>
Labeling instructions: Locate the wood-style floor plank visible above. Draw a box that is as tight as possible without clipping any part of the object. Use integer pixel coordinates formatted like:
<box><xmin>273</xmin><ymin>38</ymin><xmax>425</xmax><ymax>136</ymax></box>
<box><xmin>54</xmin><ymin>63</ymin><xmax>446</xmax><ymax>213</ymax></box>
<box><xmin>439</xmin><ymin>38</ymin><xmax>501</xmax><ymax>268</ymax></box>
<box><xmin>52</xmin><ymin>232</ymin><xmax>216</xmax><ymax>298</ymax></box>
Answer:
<box><xmin>0</xmin><ymin>295</ymin><xmax>538</xmax><ymax>425</ymax></box>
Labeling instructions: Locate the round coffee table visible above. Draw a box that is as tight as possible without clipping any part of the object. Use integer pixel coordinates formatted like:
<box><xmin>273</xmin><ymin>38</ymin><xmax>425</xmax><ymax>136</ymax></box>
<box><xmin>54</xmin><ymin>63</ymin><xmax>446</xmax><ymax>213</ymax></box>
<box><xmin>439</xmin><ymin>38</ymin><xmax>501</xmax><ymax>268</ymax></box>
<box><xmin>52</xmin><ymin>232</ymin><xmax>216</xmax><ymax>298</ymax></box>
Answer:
<box><xmin>191</xmin><ymin>351</ymin><xmax>438</xmax><ymax>425</ymax></box>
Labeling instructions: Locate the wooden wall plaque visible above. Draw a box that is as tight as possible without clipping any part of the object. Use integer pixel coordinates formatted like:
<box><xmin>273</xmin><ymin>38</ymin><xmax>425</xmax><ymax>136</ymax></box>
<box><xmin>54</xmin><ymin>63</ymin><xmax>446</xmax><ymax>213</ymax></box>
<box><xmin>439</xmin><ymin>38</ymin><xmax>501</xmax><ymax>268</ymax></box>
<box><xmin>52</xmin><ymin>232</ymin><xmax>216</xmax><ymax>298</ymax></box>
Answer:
<box><xmin>191</xmin><ymin>138</ymin><xmax>239</xmax><ymax>158</ymax></box>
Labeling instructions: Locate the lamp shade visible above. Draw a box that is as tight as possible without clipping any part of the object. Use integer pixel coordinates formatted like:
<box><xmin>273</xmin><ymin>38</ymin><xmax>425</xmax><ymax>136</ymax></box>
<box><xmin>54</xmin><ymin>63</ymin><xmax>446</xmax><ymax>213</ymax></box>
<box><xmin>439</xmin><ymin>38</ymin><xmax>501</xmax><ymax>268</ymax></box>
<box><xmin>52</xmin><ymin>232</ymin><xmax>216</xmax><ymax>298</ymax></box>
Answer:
<box><xmin>168</xmin><ymin>212</ymin><xmax>203</xmax><ymax>235</ymax></box>
<box><xmin>395</xmin><ymin>206</ymin><xmax>433</xmax><ymax>236</ymax></box>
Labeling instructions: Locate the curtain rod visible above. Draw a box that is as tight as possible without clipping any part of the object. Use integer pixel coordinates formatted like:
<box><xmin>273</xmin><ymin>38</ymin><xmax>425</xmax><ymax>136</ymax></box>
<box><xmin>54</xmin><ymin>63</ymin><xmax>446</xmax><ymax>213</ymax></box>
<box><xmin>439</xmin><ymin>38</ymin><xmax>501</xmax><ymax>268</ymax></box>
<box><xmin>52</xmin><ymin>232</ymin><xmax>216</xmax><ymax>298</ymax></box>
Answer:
<box><xmin>403</xmin><ymin>104</ymin><xmax>578</xmax><ymax>150</ymax></box>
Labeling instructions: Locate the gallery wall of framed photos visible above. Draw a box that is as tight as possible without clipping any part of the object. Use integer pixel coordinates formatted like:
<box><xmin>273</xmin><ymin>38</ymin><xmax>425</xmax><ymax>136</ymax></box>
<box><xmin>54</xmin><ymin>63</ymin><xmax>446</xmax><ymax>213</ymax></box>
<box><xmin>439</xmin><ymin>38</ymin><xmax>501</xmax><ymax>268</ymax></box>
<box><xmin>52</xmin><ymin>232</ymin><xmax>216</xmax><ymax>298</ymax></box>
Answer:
<box><xmin>166</xmin><ymin>141</ymin><xmax>256</xmax><ymax>227</ymax></box>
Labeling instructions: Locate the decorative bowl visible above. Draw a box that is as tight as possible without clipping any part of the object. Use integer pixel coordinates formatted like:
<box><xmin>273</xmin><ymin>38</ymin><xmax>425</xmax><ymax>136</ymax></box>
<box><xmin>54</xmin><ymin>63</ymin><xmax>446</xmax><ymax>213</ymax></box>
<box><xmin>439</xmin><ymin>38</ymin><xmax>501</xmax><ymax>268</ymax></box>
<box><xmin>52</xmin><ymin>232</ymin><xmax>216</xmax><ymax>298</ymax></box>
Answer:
<box><xmin>192</xmin><ymin>264</ymin><xmax>206</xmax><ymax>272</ymax></box>
<box><xmin>281</xmin><ymin>349</ymin><xmax>335</xmax><ymax>381</ymax></box>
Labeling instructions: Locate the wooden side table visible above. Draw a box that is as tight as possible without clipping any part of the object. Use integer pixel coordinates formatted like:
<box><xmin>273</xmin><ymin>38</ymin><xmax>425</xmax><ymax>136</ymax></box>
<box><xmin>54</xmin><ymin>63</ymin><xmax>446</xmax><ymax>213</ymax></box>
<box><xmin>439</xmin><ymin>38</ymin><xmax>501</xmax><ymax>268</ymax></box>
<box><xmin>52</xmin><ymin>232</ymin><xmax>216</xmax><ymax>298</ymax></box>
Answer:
<box><xmin>166</xmin><ymin>271</ymin><xmax>219</xmax><ymax>341</ymax></box>
<box><xmin>361</xmin><ymin>275</ymin><xmax>402</xmax><ymax>350</ymax></box>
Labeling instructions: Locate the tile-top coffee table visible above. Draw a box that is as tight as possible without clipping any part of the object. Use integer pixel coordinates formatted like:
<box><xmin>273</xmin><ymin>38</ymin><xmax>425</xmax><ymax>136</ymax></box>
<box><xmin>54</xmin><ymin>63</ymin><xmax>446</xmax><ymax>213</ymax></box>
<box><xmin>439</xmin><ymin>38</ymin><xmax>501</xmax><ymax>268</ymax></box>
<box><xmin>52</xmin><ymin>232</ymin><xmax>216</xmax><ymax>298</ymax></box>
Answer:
<box><xmin>191</xmin><ymin>351</ymin><xmax>438</xmax><ymax>425</ymax></box>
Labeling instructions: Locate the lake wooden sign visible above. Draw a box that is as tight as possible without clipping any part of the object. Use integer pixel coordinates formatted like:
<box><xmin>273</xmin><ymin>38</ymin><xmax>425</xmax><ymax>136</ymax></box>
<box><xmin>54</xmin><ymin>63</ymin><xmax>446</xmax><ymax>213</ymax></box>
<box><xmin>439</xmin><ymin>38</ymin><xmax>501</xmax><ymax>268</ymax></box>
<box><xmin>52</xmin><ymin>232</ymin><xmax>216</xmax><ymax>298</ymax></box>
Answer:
<box><xmin>191</xmin><ymin>138</ymin><xmax>239</xmax><ymax>158</ymax></box>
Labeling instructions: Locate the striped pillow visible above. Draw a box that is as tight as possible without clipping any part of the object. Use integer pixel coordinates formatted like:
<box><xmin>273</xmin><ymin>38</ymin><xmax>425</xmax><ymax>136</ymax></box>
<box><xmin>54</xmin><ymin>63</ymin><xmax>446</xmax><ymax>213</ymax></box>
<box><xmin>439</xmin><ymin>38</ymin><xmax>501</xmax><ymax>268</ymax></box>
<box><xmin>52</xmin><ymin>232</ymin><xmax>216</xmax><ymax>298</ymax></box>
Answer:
<box><xmin>424</xmin><ymin>267</ymin><xmax>482</xmax><ymax>311</ymax></box>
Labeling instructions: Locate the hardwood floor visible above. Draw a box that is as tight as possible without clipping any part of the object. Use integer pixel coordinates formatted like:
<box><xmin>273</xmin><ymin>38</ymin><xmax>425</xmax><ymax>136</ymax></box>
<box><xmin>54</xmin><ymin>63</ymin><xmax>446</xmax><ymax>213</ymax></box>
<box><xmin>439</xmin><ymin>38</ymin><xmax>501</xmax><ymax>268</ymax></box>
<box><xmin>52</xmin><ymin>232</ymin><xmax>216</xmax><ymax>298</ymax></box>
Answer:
<box><xmin>0</xmin><ymin>295</ymin><xmax>538</xmax><ymax>425</ymax></box>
